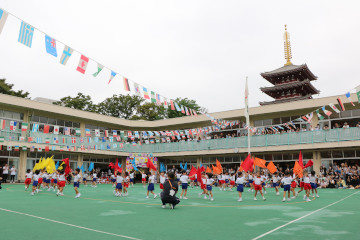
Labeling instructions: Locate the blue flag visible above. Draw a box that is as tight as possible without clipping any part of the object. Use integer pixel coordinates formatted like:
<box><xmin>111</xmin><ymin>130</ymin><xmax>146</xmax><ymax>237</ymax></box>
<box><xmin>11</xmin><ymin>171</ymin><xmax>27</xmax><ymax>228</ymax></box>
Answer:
<box><xmin>18</xmin><ymin>21</ymin><xmax>34</xmax><ymax>48</ymax></box>
<box><xmin>45</xmin><ymin>35</ymin><xmax>57</xmax><ymax>57</ymax></box>
<box><xmin>131</xmin><ymin>160</ymin><xmax>138</xmax><ymax>171</ymax></box>
<box><xmin>88</xmin><ymin>162</ymin><xmax>94</xmax><ymax>172</ymax></box>
<box><xmin>55</xmin><ymin>161</ymin><xmax>59</xmax><ymax>170</ymax></box>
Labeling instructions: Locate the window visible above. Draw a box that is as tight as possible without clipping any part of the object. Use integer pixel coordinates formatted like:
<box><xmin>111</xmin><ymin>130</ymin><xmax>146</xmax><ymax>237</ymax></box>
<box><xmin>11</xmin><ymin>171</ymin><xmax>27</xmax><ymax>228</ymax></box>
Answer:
<box><xmin>254</xmin><ymin>120</ymin><xmax>262</xmax><ymax>127</ymax></box>
<box><xmin>303</xmin><ymin>152</ymin><xmax>313</xmax><ymax>159</ymax></box>
<box><xmin>332</xmin><ymin>151</ymin><xmax>343</xmax><ymax>158</ymax></box>
<box><xmin>320</xmin><ymin>151</ymin><xmax>331</xmax><ymax>158</ymax></box>
<box><xmin>343</xmin><ymin>150</ymin><xmax>355</xmax><ymax>158</ymax></box>
<box><xmin>272</xmin><ymin>118</ymin><xmax>281</xmax><ymax>124</ymax></box>
<box><xmin>282</xmin><ymin>117</ymin><xmax>290</xmax><ymax>123</ymax></box>
<box><xmin>340</xmin><ymin>110</ymin><xmax>351</xmax><ymax>118</ymax></box>
<box><xmin>263</xmin><ymin>119</ymin><xmax>272</xmax><ymax>126</ymax></box>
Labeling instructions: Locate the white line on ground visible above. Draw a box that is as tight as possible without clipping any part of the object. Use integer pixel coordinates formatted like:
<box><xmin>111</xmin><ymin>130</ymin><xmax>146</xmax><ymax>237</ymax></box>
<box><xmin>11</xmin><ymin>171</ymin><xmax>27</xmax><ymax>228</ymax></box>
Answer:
<box><xmin>252</xmin><ymin>191</ymin><xmax>359</xmax><ymax>240</ymax></box>
<box><xmin>0</xmin><ymin>207</ymin><xmax>141</xmax><ymax>240</ymax></box>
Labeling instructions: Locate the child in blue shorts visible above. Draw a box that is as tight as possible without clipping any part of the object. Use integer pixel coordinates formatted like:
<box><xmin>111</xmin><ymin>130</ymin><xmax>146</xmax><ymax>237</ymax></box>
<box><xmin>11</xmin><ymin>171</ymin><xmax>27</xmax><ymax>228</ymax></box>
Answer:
<box><xmin>281</xmin><ymin>170</ymin><xmax>293</xmax><ymax>202</ymax></box>
<box><xmin>206</xmin><ymin>173</ymin><xmax>215</xmax><ymax>201</ymax></box>
<box><xmin>236</xmin><ymin>172</ymin><xmax>246</xmax><ymax>202</ymax></box>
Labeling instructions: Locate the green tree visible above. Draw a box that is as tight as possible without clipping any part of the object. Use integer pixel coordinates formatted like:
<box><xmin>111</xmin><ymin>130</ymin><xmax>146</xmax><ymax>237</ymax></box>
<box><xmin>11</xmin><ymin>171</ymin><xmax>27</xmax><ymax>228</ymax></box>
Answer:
<box><xmin>97</xmin><ymin>94</ymin><xmax>144</xmax><ymax>119</ymax></box>
<box><xmin>131</xmin><ymin>102</ymin><xmax>166</xmax><ymax>121</ymax></box>
<box><xmin>167</xmin><ymin>97</ymin><xmax>204</xmax><ymax>118</ymax></box>
<box><xmin>53</xmin><ymin>92</ymin><xmax>97</xmax><ymax>112</ymax></box>
<box><xmin>0</xmin><ymin>79</ymin><xmax>30</xmax><ymax>98</ymax></box>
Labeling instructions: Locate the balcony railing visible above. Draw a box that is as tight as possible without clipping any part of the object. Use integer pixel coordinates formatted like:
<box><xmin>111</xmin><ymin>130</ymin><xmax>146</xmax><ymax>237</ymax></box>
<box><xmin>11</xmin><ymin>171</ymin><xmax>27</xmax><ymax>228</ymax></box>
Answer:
<box><xmin>1</xmin><ymin>128</ymin><xmax>360</xmax><ymax>153</ymax></box>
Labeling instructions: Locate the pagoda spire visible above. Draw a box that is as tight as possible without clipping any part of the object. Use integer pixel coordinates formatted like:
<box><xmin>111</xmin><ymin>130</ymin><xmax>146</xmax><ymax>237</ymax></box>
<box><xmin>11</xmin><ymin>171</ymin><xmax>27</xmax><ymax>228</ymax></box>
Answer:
<box><xmin>283</xmin><ymin>25</ymin><xmax>292</xmax><ymax>66</ymax></box>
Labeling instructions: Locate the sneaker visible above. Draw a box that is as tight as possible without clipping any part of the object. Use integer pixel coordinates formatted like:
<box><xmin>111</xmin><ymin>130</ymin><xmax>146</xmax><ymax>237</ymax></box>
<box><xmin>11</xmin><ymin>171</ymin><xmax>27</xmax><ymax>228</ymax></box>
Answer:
<box><xmin>146</xmin><ymin>196</ymin><xmax>149</xmax><ymax>199</ymax></box>
<box><xmin>220</xmin><ymin>188</ymin><xmax>222</xmax><ymax>191</ymax></box>
<box><xmin>295</xmin><ymin>192</ymin><xmax>299</xmax><ymax>197</ymax></box>
<box><xmin>276</xmin><ymin>192</ymin><xmax>280</xmax><ymax>196</ymax></box>
<box><xmin>287</xmin><ymin>198</ymin><xmax>291</xmax><ymax>201</ymax></box>
<box><xmin>162</xmin><ymin>205</ymin><xmax>166</xmax><ymax>209</ymax></box>
<box><xmin>252</xmin><ymin>189</ymin><xmax>254</xmax><ymax>192</ymax></box>
<box><xmin>237</xmin><ymin>198</ymin><xmax>242</xmax><ymax>202</ymax></box>
<box><xmin>31</xmin><ymin>192</ymin><xmax>34</xmax><ymax>196</ymax></box>
<box><xmin>263</xmin><ymin>198</ymin><xmax>266</xmax><ymax>201</ymax></box>
<box><xmin>229</xmin><ymin>189</ymin><xmax>232</xmax><ymax>191</ymax></box>
<box><xmin>183</xmin><ymin>197</ymin><xmax>188</xmax><ymax>200</ymax></box>
<box><xmin>316</xmin><ymin>195</ymin><xmax>320</xmax><ymax>198</ymax></box>
<box><xmin>60</xmin><ymin>193</ymin><xmax>64</xmax><ymax>196</ymax></box>
<box><xmin>306</xmin><ymin>198</ymin><xmax>311</xmax><ymax>202</ymax></box>
<box><xmin>78</xmin><ymin>193</ymin><xmax>81</xmax><ymax>198</ymax></box>
<box><xmin>303</xmin><ymin>195</ymin><xmax>306</xmax><ymax>200</ymax></box>
<box><xmin>198</xmin><ymin>193</ymin><xmax>202</xmax><ymax>198</ymax></box>
<box><xmin>170</xmin><ymin>204</ymin><xmax>174</xmax><ymax>209</ymax></box>
<box><xmin>204</xmin><ymin>196</ymin><xmax>208</xmax><ymax>199</ymax></box>
<box><xmin>291</xmin><ymin>196</ymin><xmax>295</xmax><ymax>199</ymax></box>
<box><xmin>154</xmin><ymin>194</ymin><xmax>157</xmax><ymax>199</ymax></box>
<box><xmin>264</xmin><ymin>191</ymin><xmax>267</xmax><ymax>194</ymax></box>
<box><xmin>312</xmin><ymin>195</ymin><xmax>315</xmax><ymax>198</ymax></box>
<box><xmin>113</xmin><ymin>190</ymin><xmax>116</xmax><ymax>195</ymax></box>
<box><xmin>47</xmin><ymin>189</ymin><xmax>51</xmax><ymax>191</ymax></box>
<box><xmin>248</xmin><ymin>189</ymin><xmax>251</xmax><ymax>192</ymax></box>
<box><xmin>210</xmin><ymin>198</ymin><xmax>214</xmax><ymax>201</ymax></box>
<box><xmin>282</xmin><ymin>198</ymin><xmax>286</xmax><ymax>202</ymax></box>
<box><xmin>254</xmin><ymin>197</ymin><xmax>257</xmax><ymax>201</ymax></box>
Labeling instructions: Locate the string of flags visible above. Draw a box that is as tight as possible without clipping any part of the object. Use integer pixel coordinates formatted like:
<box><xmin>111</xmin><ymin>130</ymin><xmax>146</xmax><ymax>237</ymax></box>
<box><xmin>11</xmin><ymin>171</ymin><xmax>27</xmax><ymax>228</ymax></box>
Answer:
<box><xmin>0</xmin><ymin>8</ymin><xmax>199</xmax><ymax>117</ymax></box>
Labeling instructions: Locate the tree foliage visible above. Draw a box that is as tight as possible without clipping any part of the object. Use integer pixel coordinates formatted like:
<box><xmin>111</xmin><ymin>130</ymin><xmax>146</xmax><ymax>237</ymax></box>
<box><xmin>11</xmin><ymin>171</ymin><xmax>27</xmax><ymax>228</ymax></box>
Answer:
<box><xmin>0</xmin><ymin>79</ymin><xmax>30</xmax><ymax>98</ymax></box>
<box><xmin>53</xmin><ymin>92</ymin><xmax>97</xmax><ymax>112</ymax></box>
<box><xmin>97</xmin><ymin>94</ymin><xmax>144</xmax><ymax>119</ymax></box>
<box><xmin>130</xmin><ymin>102</ymin><xmax>166</xmax><ymax>121</ymax></box>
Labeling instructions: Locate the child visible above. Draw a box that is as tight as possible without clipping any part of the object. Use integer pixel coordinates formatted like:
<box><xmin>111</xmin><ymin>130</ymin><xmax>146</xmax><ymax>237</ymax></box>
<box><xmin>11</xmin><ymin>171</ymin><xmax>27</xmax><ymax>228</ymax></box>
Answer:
<box><xmin>72</xmin><ymin>168</ymin><xmax>81</xmax><ymax>198</ymax></box>
<box><xmin>229</xmin><ymin>173</ymin><xmax>236</xmax><ymax>191</ymax></box>
<box><xmin>179</xmin><ymin>170</ymin><xmax>189</xmax><ymax>199</ymax></box>
<box><xmin>303</xmin><ymin>171</ymin><xmax>312</xmax><ymax>202</ymax></box>
<box><xmin>253</xmin><ymin>172</ymin><xmax>266</xmax><ymax>201</ymax></box>
<box><xmin>272</xmin><ymin>172</ymin><xmax>280</xmax><ymax>195</ymax></box>
<box><xmin>281</xmin><ymin>170</ymin><xmax>293</xmax><ymax>202</ymax></box>
<box><xmin>159</xmin><ymin>172</ymin><xmax>166</xmax><ymax>194</ymax></box>
<box><xmin>83</xmin><ymin>171</ymin><xmax>88</xmax><ymax>186</ymax></box>
<box><xmin>261</xmin><ymin>171</ymin><xmax>267</xmax><ymax>194</ymax></box>
<box><xmin>140</xmin><ymin>170</ymin><xmax>147</xmax><ymax>188</ymax></box>
<box><xmin>115</xmin><ymin>172</ymin><xmax>123</xmax><ymax>197</ymax></box>
<box><xmin>236</xmin><ymin>172</ymin><xmax>246</xmax><ymax>202</ymax></box>
<box><xmin>44</xmin><ymin>171</ymin><xmax>51</xmax><ymax>191</ymax></box>
<box><xmin>248</xmin><ymin>172</ymin><xmax>254</xmax><ymax>192</ymax></box>
<box><xmin>290</xmin><ymin>172</ymin><xmax>297</xmax><ymax>199</ymax></box>
<box><xmin>310</xmin><ymin>171</ymin><xmax>320</xmax><ymax>198</ymax></box>
<box><xmin>198</xmin><ymin>172</ymin><xmax>209</xmax><ymax>199</ymax></box>
<box><xmin>92</xmin><ymin>171</ymin><xmax>97</xmax><ymax>188</ymax></box>
<box><xmin>110</xmin><ymin>172</ymin><xmax>116</xmax><ymax>188</ymax></box>
<box><xmin>218</xmin><ymin>173</ymin><xmax>224</xmax><ymax>190</ymax></box>
<box><xmin>56</xmin><ymin>170</ymin><xmax>66</xmax><ymax>196</ymax></box>
<box><xmin>296</xmin><ymin>175</ymin><xmax>304</xmax><ymax>197</ymax></box>
<box><xmin>123</xmin><ymin>172</ymin><xmax>130</xmax><ymax>196</ymax></box>
<box><xmin>176</xmin><ymin>171</ymin><xmax>181</xmax><ymax>182</ymax></box>
<box><xmin>129</xmin><ymin>171</ymin><xmax>135</xmax><ymax>187</ymax></box>
<box><xmin>37</xmin><ymin>169</ymin><xmax>44</xmax><ymax>191</ymax></box>
<box><xmin>24</xmin><ymin>169</ymin><xmax>32</xmax><ymax>191</ymax></box>
<box><xmin>51</xmin><ymin>172</ymin><xmax>58</xmax><ymax>192</ymax></box>
<box><xmin>206</xmin><ymin>173</ymin><xmax>215</xmax><ymax>201</ymax></box>
<box><xmin>146</xmin><ymin>171</ymin><xmax>157</xmax><ymax>199</ymax></box>
<box><xmin>31</xmin><ymin>170</ymin><xmax>40</xmax><ymax>196</ymax></box>
<box><xmin>224</xmin><ymin>172</ymin><xmax>230</xmax><ymax>190</ymax></box>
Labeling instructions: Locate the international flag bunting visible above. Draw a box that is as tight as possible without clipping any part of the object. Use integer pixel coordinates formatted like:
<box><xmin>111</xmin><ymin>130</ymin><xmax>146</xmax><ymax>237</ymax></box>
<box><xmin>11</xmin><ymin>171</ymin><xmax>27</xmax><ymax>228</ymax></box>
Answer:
<box><xmin>108</xmin><ymin>71</ymin><xmax>117</xmax><ymax>84</ymax></box>
<box><xmin>328</xmin><ymin>103</ymin><xmax>340</xmax><ymax>113</ymax></box>
<box><xmin>170</xmin><ymin>100</ymin><xmax>175</xmax><ymax>110</ymax></box>
<box><xmin>0</xmin><ymin>9</ymin><xmax>9</xmax><ymax>35</ymax></box>
<box><xmin>95</xmin><ymin>129</ymin><xmax>100</xmax><ymax>137</ymax></box>
<box><xmin>75</xmin><ymin>128</ymin><xmax>81</xmax><ymax>135</ymax></box>
<box><xmin>163</xmin><ymin>98</ymin><xmax>168</xmax><ymax>109</ymax></box>
<box><xmin>7</xmin><ymin>146</ymin><xmax>12</xmax><ymax>151</ymax></box>
<box><xmin>0</xmin><ymin>136</ymin><xmax>4</xmax><ymax>142</ymax></box>
<box><xmin>112</xmin><ymin>130</ymin><xmax>117</xmax><ymax>137</ymax></box>
<box><xmin>64</xmin><ymin>127</ymin><xmax>70</xmax><ymax>135</ymax></box>
<box><xmin>45</xmin><ymin>146</ymin><xmax>50</xmax><ymax>152</ymax></box>
<box><xmin>43</xmin><ymin>125</ymin><xmax>50</xmax><ymax>134</ymax></box>
<box><xmin>71</xmin><ymin>137</ymin><xmax>76</xmax><ymax>144</ymax></box>
<box><xmin>345</xmin><ymin>92</ymin><xmax>355</xmax><ymax>106</ymax></box>
<box><xmin>321</xmin><ymin>106</ymin><xmax>332</xmax><ymax>116</ymax></box>
<box><xmin>22</xmin><ymin>146</ymin><xmax>27</xmax><ymax>151</ymax></box>
<box><xmin>60</xmin><ymin>46</ymin><xmax>73</xmax><ymax>65</ymax></box>
<box><xmin>76</xmin><ymin>55</ymin><xmax>89</xmax><ymax>74</ymax></box>
<box><xmin>10</xmin><ymin>121</ymin><xmax>16</xmax><ymax>130</ymax></box>
<box><xmin>93</xmin><ymin>63</ymin><xmax>104</xmax><ymax>77</ymax></box>
<box><xmin>45</xmin><ymin>35</ymin><xmax>57</xmax><ymax>57</ymax></box>
<box><xmin>18</xmin><ymin>21</ymin><xmax>34</xmax><ymax>48</ymax></box>
<box><xmin>134</xmin><ymin>83</ymin><xmax>141</xmax><ymax>96</ymax></box>
<box><xmin>53</xmin><ymin>126</ymin><xmax>59</xmax><ymax>134</ymax></box>
<box><xmin>85</xmin><ymin>129</ymin><xmax>91</xmax><ymax>137</ymax></box>
<box><xmin>156</xmin><ymin>94</ymin><xmax>161</xmax><ymax>105</ymax></box>
<box><xmin>143</xmin><ymin>87</ymin><xmax>150</xmax><ymax>99</ymax></box>
<box><xmin>151</xmin><ymin>91</ymin><xmax>156</xmax><ymax>103</ymax></box>
<box><xmin>356</xmin><ymin>85</ymin><xmax>360</xmax><ymax>103</ymax></box>
<box><xmin>316</xmin><ymin>109</ymin><xmax>325</xmax><ymax>120</ymax></box>
<box><xmin>180</xmin><ymin>105</ymin><xmax>185</xmax><ymax>114</ymax></box>
<box><xmin>105</xmin><ymin>130</ymin><xmax>109</xmax><ymax>137</ymax></box>
<box><xmin>174</xmin><ymin>102</ymin><xmax>181</xmax><ymax>112</ymax></box>
<box><xmin>123</xmin><ymin>77</ymin><xmax>130</xmax><ymax>91</ymax></box>
<box><xmin>337</xmin><ymin>98</ymin><xmax>345</xmax><ymax>111</ymax></box>
<box><xmin>0</xmin><ymin>119</ymin><xmax>5</xmax><ymax>129</ymax></box>
<box><xmin>37</xmin><ymin>147</ymin><xmax>42</xmax><ymax>152</ymax></box>
<box><xmin>185</xmin><ymin>106</ymin><xmax>190</xmax><ymax>116</ymax></box>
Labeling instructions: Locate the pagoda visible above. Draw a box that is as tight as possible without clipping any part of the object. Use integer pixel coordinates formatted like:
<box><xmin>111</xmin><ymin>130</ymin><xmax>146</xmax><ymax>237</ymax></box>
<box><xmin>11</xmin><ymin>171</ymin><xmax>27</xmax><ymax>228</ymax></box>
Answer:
<box><xmin>259</xmin><ymin>25</ymin><xmax>319</xmax><ymax>106</ymax></box>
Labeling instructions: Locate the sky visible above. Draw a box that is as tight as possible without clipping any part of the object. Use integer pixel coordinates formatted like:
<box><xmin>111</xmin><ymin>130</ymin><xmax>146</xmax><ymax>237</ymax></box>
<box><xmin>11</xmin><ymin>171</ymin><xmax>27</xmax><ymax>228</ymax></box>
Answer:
<box><xmin>0</xmin><ymin>0</ymin><xmax>360</xmax><ymax>114</ymax></box>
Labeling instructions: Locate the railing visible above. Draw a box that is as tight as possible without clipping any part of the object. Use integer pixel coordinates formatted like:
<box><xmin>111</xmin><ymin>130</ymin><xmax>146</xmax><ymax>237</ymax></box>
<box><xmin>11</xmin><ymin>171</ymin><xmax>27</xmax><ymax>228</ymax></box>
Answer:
<box><xmin>1</xmin><ymin>128</ymin><xmax>360</xmax><ymax>153</ymax></box>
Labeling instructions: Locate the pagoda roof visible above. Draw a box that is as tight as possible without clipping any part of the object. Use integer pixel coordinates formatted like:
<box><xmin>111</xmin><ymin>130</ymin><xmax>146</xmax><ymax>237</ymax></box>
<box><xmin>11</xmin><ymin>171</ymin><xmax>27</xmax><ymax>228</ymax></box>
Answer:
<box><xmin>261</xmin><ymin>64</ymin><xmax>317</xmax><ymax>81</ymax></box>
<box><xmin>259</xmin><ymin>94</ymin><xmax>313</xmax><ymax>106</ymax></box>
<box><xmin>260</xmin><ymin>79</ymin><xmax>320</xmax><ymax>94</ymax></box>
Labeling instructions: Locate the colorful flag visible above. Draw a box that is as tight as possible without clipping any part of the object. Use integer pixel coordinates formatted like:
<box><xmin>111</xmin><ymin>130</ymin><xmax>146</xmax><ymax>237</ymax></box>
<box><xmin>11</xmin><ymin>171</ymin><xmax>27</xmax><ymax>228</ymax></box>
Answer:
<box><xmin>316</xmin><ymin>109</ymin><xmax>325</xmax><ymax>120</ymax></box>
<box><xmin>53</xmin><ymin>126</ymin><xmax>59</xmax><ymax>135</ymax></box>
<box><xmin>0</xmin><ymin>9</ymin><xmax>9</xmax><ymax>35</ymax></box>
<box><xmin>0</xmin><ymin>136</ymin><xmax>4</xmax><ymax>142</ymax></box>
<box><xmin>337</xmin><ymin>98</ymin><xmax>345</xmax><ymax>111</ymax></box>
<box><xmin>22</xmin><ymin>146</ymin><xmax>27</xmax><ymax>151</ymax></box>
<box><xmin>143</xmin><ymin>87</ymin><xmax>150</xmax><ymax>99</ymax></box>
<box><xmin>108</xmin><ymin>71</ymin><xmax>117</xmax><ymax>84</ymax></box>
<box><xmin>293</xmin><ymin>161</ymin><xmax>303</xmax><ymax>178</ymax></box>
<box><xmin>43</xmin><ymin>125</ymin><xmax>50</xmax><ymax>134</ymax></box>
<box><xmin>254</xmin><ymin>157</ymin><xmax>267</xmax><ymax>168</ymax></box>
<box><xmin>92</xmin><ymin>63</ymin><xmax>104</xmax><ymax>77</ymax></box>
<box><xmin>329</xmin><ymin>103</ymin><xmax>340</xmax><ymax>113</ymax></box>
<box><xmin>75</xmin><ymin>128</ymin><xmax>81</xmax><ymax>135</ymax></box>
<box><xmin>345</xmin><ymin>92</ymin><xmax>355</xmax><ymax>106</ymax></box>
<box><xmin>21</xmin><ymin>122</ymin><xmax>28</xmax><ymax>132</ymax></box>
<box><xmin>134</xmin><ymin>83</ymin><xmax>141</xmax><ymax>96</ymax></box>
<box><xmin>60</xmin><ymin>46</ymin><xmax>73</xmax><ymax>65</ymax></box>
<box><xmin>356</xmin><ymin>85</ymin><xmax>360</xmax><ymax>103</ymax></box>
<box><xmin>184</xmin><ymin>106</ymin><xmax>190</xmax><ymax>116</ymax></box>
<box><xmin>105</xmin><ymin>130</ymin><xmax>109</xmax><ymax>138</ymax></box>
<box><xmin>123</xmin><ymin>77</ymin><xmax>130</xmax><ymax>91</ymax></box>
<box><xmin>298</xmin><ymin>151</ymin><xmax>304</xmax><ymax>168</ymax></box>
<box><xmin>163</xmin><ymin>97</ymin><xmax>168</xmax><ymax>109</ymax></box>
<box><xmin>9</xmin><ymin>121</ymin><xmax>16</xmax><ymax>131</ymax></box>
<box><xmin>7</xmin><ymin>146</ymin><xmax>12</xmax><ymax>151</ymax></box>
<box><xmin>18</xmin><ymin>21</ymin><xmax>34</xmax><ymax>48</ymax></box>
<box><xmin>170</xmin><ymin>100</ymin><xmax>175</xmax><ymax>110</ymax></box>
<box><xmin>0</xmin><ymin>119</ymin><xmax>5</xmax><ymax>129</ymax></box>
<box><xmin>151</xmin><ymin>91</ymin><xmax>156</xmax><ymax>103</ymax></box>
<box><xmin>64</xmin><ymin>127</ymin><xmax>70</xmax><ymax>135</ymax></box>
<box><xmin>266</xmin><ymin>161</ymin><xmax>277</xmax><ymax>174</ymax></box>
<box><xmin>85</xmin><ymin>129</ymin><xmax>91</xmax><ymax>137</ymax></box>
<box><xmin>112</xmin><ymin>130</ymin><xmax>117</xmax><ymax>137</ymax></box>
<box><xmin>71</xmin><ymin>137</ymin><xmax>76</xmax><ymax>144</ymax></box>
<box><xmin>180</xmin><ymin>105</ymin><xmax>185</xmax><ymax>114</ymax></box>
<box><xmin>156</xmin><ymin>93</ymin><xmax>161</xmax><ymax>105</ymax></box>
<box><xmin>95</xmin><ymin>129</ymin><xmax>100</xmax><ymax>137</ymax></box>
<box><xmin>45</xmin><ymin>35</ymin><xmax>57</xmax><ymax>57</ymax></box>
<box><xmin>76</xmin><ymin>55</ymin><xmax>89</xmax><ymax>74</ymax></box>
<box><xmin>322</xmin><ymin>106</ymin><xmax>332</xmax><ymax>116</ymax></box>
<box><xmin>174</xmin><ymin>102</ymin><xmax>181</xmax><ymax>112</ymax></box>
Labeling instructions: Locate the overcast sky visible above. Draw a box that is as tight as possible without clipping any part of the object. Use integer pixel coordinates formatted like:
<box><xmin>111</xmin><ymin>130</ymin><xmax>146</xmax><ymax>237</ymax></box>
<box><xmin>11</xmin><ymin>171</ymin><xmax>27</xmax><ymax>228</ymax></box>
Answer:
<box><xmin>1</xmin><ymin>0</ymin><xmax>360</xmax><ymax>114</ymax></box>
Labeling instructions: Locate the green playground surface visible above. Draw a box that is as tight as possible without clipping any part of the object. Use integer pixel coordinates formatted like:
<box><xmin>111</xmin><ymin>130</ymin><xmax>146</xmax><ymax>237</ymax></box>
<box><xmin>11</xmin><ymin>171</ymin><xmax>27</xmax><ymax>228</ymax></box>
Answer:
<box><xmin>0</xmin><ymin>184</ymin><xmax>359</xmax><ymax>240</ymax></box>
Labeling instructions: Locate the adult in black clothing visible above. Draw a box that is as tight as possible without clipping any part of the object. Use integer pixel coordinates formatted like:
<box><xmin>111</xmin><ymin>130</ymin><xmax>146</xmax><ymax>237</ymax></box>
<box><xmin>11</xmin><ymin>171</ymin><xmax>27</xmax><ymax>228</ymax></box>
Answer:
<box><xmin>160</xmin><ymin>172</ymin><xmax>180</xmax><ymax>209</ymax></box>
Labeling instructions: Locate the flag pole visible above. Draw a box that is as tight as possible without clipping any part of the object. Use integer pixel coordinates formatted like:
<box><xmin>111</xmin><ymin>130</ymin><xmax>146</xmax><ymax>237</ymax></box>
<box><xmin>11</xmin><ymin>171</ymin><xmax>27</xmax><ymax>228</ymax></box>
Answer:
<box><xmin>245</xmin><ymin>77</ymin><xmax>251</xmax><ymax>155</ymax></box>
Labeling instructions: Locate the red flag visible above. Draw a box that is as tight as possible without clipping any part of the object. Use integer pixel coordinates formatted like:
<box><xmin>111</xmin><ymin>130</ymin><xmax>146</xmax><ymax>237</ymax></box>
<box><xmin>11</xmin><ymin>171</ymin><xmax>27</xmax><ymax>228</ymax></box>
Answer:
<box><xmin>147</xmin><ymin>158</ymin><xmax>157</xmax><ymax>171</ymax></box>
<box><xmin>197</xmin><ymin>168</ymin><xmax>203</xmax><ymax>185</ymax></box>
<box><xmin>76</xmin><ymin>55</ymin><xmax>89</xmax><ymax>74</ymax></box>
<box><xmin>303</xmin><ymin>160</ymin><xmax>314</xmax><ymax>169</ymax></box>
<box><xmin>200</xmin><ymin>165</ymin><xmax>205</xmax><ymax>172</ymax></box>
<box><xmin>189</xmin><ymin>166</ymin><xmax>197</xmax><ymax>178</ymax></box>
<box><xmin>109</xmin><ymin>162</ymin><xmax>115</xmax><ymax>169</ymax></box>
<box><xmin>337</xmin><ymin>98</ymin><xmax>345</xmax><ymax>111</ymax></box>
<box><xmin>299</xmin><ymin>151</ymin><xmax>304</xmax><ymax>169</ymax></box>
<box><xmin>43</xmin><ymin>125</ymin><xmax>50</xmax><ymax>134</ymax></box>
<box><xmin>62</xmin><ymin>158</ymin><xmax>71</xmax><ymax>176</ymax></box>
<box><xmin>216</xmin><ymin>159</ymin><xmax>223</xmax><ymax>172</ymax></box>
<box><xmin>170</xmin><ymin>100</ymin><xmax>175</xmax><ymax>110</ymax></box>
<box><xmin>254</xmin><ymin>157</ymin><xmax>267</xmax><ymax>168</ymax></box>
<box><xmin>240</xmin><ymin>154</ymin><xmax>253</xmax><ymax>172</ymax></box>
